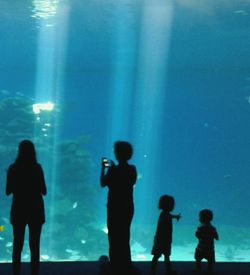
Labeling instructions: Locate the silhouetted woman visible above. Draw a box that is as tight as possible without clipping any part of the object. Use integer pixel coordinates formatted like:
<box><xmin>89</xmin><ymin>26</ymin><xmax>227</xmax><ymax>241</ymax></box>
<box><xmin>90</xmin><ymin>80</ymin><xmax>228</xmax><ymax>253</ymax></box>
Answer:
<box><xmin>100</xmin><ymin>141</ymin><xmax>137</xmax><ymax>274</ymax></box>
<box><xmin>6</xmin><ymin>140</ymin><xmax>47</xmax><ymax>275</ymax></box>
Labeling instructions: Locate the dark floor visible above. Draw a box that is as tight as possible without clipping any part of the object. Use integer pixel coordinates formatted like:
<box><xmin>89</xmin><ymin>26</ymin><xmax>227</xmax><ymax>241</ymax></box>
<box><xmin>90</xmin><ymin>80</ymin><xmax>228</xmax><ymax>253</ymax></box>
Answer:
<box><xmin>0</xmin><ymin>262</ymin><xmax>249</xmax><ymax>275</ymax></box>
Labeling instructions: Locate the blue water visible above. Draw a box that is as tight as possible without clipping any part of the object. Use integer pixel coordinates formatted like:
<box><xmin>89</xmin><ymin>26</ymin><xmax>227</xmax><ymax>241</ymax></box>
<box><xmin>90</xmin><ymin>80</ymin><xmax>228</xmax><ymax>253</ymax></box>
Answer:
<box><xmin>0</xmin><ymin>0</ymin><xmax>250</xmax><ymax>262</ymax></box>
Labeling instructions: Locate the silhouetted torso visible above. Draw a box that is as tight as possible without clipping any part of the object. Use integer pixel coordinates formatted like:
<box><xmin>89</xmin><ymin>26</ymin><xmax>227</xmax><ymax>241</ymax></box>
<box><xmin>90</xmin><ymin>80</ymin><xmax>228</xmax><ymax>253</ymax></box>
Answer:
<box><xmin>103</xmin><ymin>163</ymin><xmax>137</xmax><ymax>209</ymax></box>
<box><xmin>102</xmin><ymin>162</ymin><xmax>137</xmax><ymax>272</ymax></box>
<box><xmin>7</xmin><ymin>162</ymin><xmax>46</xmax><ymax>225</ymax></box>
<box><xmin>196</xmin><ymin>223</ymin><xmax>218</xmax><ymax>253</ymax></box>
<box><xmin>152</xmin><ymin>210</ymin><xmax>172</xmax><ymax>256</ymax></box>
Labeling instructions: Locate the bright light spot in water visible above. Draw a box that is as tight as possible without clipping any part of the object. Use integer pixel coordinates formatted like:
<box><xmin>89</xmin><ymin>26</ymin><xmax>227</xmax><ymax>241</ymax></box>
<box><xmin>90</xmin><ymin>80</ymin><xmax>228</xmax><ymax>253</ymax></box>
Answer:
<box><xmin>246</xmin><ymin>96</ymin><xmax>250</xmax><ymax>103</ymax></box>
<box><xmin>136</xmin><ymin>254</ymin><xmax>147</xmax><ymax>260</ymax></box>
<box><xmin>41</xmin><ymin>254</ymin><xmax>50</xmax><ymax>260</ymax></box>
<box><xmin>33</xmin><ymin>102</ymin><xmax>55</xmax><ymax>114</ymax></box>
<box><xmin>6</xmin><ymin>242</ymin><xmax>12</xmax><ymax>248</ymax></box>
<box><xmin>32</xmin><ymin>0</ymin><xmax>59</xmax><ymax>19</ymax></box>
<box><xmin>137</xmin><ymin>174</ymin><xmax>143</xmax><ymax>180</ymax></box>
<box><xmin>22</xmin><ymin>254</ymin><xmax>29</xmax><ymax>260</ymax></box>
<box><xmin>102</xmin><ymin>227</ymin><xmax>108</xmax><ymax>234</ymax></box>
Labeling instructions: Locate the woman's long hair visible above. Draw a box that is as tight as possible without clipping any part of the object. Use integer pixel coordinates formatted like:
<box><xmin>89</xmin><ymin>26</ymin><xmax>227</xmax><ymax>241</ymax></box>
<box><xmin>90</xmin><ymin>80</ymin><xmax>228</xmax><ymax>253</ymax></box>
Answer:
<box><xmin>15</xmin><ymin>140</ymin><xmax>37</xmax><ymax>164</ymax></box>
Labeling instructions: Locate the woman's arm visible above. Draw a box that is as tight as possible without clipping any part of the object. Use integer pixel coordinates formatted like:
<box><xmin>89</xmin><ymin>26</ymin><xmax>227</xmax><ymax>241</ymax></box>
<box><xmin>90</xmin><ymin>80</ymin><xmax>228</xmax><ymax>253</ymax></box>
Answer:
<box><xmin>6</xmin><ymin>166</ymin><xmax>14</xmax><ymax>196</ymax></box>
<box><xmin>38</xmin><ymin>165</ymin><xmax>47</xmax><ymax>195</ymax></box>
<box><xmin>131</xmin><ymin>165</ymin><xmax>137</xmax><ymax>185</ymax></box>
<box><xmin>100</xmin><ymin>164</ymin><xmax>107</xmax><ymax>187</ymax></box>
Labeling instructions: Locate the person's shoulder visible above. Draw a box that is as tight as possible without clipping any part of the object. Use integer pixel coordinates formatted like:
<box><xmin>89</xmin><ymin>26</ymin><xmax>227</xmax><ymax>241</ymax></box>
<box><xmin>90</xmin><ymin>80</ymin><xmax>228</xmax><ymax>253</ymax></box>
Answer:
<box><xmin>197</xmin><ymin>224</ymin><xmax>205</xmax><ymax>230</ymax></box>
<box><xmin>205</xmin><ymin>223</ymin><xmax>214</xmax><ymax>228</ymax></box>
<box><xmin>33</xmin><ymin>163</ymin><xmax>43</xmax><ymax>171</ymax></box>
<box><xmin>8</xmin><ymin>163</ymin><xmax>16</xmax><ymax>171</ymax></box>
<box><xmin>202</xmin><ymin>224</ymin><xmax>217</xmax><ymax>233</ymax></box>
<box><xmin>9</xmin><ymin>162</ymin><xmax>15</xmax><ymax>168</ymax></box>
<box><xmin>128</xmin><ymin>164</ymin><xmax>136</xmax><ymax>171</ymax></box>
<box><xmin>109</xmin><ymin>165</ymin><xmax>117</xmax><ymax>171</ymax></box>
<box><xmin>210</xmin><ymin>224</ymin><xmax>217</xmax><ymax>231</ymax></box>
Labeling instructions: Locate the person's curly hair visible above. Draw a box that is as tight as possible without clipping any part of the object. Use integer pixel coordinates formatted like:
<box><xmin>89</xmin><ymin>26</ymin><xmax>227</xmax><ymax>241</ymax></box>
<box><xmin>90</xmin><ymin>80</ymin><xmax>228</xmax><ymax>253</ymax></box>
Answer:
<box><xmin>114</xmin><ymin>141</ymin><xmax>133</xmax><ymax>161</ymax></box>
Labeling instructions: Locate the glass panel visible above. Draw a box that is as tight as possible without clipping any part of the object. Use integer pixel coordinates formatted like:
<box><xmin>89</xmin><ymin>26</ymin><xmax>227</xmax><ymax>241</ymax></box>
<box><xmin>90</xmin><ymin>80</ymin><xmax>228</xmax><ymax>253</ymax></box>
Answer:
<box><xmin>0</xmin><ymin>0</ymin><xmax>250</xmax><ymax>262</ymax></box>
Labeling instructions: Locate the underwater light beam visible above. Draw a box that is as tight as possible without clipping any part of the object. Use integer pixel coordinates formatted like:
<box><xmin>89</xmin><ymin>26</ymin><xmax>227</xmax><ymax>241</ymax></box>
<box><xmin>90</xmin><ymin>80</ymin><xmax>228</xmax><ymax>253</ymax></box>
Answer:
<box><xmin>33</xmin><ymin>0</ymin><xmax>69</xmax><ymax>259</ymax></box>
<box><xmin>133</xmin><ymin>0</ymin><xmax>174</xmax><ymax>224</ymax></box>
<box><xmin>101</xmin><ymin>2</ymin><xmax>138</xmax><ymax>230</ymax></box>
<box><xmin>105</xmin><ymin>3</ymin><xmax>137</xmax><ymax>153</ymax></box>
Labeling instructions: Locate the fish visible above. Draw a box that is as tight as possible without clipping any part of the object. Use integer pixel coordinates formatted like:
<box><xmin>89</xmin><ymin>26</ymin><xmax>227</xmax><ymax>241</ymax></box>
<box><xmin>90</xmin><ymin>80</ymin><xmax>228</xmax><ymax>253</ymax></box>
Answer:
<box><xmin>0</xmin><ymin>90</ymin><xmax>10</xmax><ymax>95</ymax></box>
<box><xmin>16</xmin><ymin>92</ymin><xmax>24</xmax><ymax>96</ymax></box>
<box><xmin>137</xmin><ymin>173</ymin><xmax>143</xmax><ymax>180</ymax></box>
<box><xmin>6</xmin><ymin>242</ymin><xmax>12</xmax><ymax>247</ymax></box>
<box><xmin>1</xmin><ymin>217</ymin><xmax>9</xmax><ymax>224</ymax></box>
<box><xmin>246</xmin><ymin>96</ymin><xmax>250</xmax><ymax>103</ymax></box>
<box><xmin>65</xmin><ymin>249</ymin><xmax>79</xmax><ymax>255</ymax></box>
<box><xmin>224</xmin><ymin>174</ymin><xmax>232</xmax><ymax>179</ymax></box>
<box><xmin>233</xmin><ymin>10</ymin><xmax>248</xmax><ymax>15</ymax></box>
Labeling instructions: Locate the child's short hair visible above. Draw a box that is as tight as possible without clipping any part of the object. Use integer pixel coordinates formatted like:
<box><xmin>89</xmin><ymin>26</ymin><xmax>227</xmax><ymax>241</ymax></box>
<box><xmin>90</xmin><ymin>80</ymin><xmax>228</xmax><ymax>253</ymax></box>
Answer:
<box><xmin>199</xmin><ymin>209</ymin><xmax>213</xmax><ymax>223</ymax></box>
<box><xmin>158</xmin><ymin>195</ymin><xmax>175</xmax><ymax>211</ymax></box>
<box><xmin>114</xmin><ymin>141</ymin><xmax>133</xmax><ymax>161</ymax></box>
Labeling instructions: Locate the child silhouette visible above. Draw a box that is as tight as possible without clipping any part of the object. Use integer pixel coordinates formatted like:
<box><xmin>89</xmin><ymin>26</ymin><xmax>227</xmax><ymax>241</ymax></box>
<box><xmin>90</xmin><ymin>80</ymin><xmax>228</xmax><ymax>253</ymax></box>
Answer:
<box><xmin>150</xmin><ymin>195</ymin><xmax>180</xmax><ymax>275</ymax></box>
<box><xmin>194</xmin><ymin>209</ymin><xmax>219</xmax><ymax>273</ymax></box>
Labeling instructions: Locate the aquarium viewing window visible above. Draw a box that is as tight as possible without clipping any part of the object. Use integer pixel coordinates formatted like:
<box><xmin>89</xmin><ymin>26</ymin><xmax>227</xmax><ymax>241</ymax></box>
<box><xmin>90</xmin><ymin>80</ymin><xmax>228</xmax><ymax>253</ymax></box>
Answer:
<box><xmin>0</xmin><ymin>0</ymin><xmax>250</xmax><ymax>262</ymax></box>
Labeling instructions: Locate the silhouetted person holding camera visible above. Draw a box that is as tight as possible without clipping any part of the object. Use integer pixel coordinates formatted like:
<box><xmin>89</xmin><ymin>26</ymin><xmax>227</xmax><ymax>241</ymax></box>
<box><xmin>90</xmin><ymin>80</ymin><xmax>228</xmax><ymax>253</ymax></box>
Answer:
<box><xmin>6</xmin><ymin>140</ymin><xmax>47</xmax><ymax>275</ymax></box>
<box><xmin>100</xmin><ymin>141</ymin><xmax>137</xmax><ymax>274</ymax></box>
<box><xmin>194</xmin><ymin>209</ymin><xmax>219</xmax><ymax>273</ymax></box>
<box><xmin>150</xmin><ymin>195</ymin><xmax>180</xmax><ymax>275</ymax></box>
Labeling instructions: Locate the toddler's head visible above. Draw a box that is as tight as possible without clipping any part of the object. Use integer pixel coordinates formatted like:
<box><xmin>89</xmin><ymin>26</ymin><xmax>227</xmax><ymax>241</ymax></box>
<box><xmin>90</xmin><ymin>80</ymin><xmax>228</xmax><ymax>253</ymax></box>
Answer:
<box><xmin>159</xmin><ymin>195</ymin><xmax>175</xmax><ymax>212</ymax></box>
<box><xmin>199</xmin><ymin>209</ymin><xmax>213</xmax><ymax>224</ymax></box>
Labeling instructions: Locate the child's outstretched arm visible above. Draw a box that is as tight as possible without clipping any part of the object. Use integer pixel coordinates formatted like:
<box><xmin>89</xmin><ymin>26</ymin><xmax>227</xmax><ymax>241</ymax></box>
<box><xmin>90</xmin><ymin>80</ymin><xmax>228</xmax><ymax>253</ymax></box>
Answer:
<box><xmin>171</xmin><ymin>213</ymin><xmax>181</xmax><ymax>221</ymax></box>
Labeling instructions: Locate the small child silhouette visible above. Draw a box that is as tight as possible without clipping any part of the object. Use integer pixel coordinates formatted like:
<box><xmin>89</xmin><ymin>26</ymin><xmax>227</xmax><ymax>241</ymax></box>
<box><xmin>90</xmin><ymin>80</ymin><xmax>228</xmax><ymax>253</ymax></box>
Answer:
<box><xmin>150</xmin><ymin>195</ymin><xmax>180</xmax><ymax>275</ymax></box>
<box><xmin>194</xmin><ymin>209</ymin><xmax>219</xmax><ymax>273</ymax></box>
